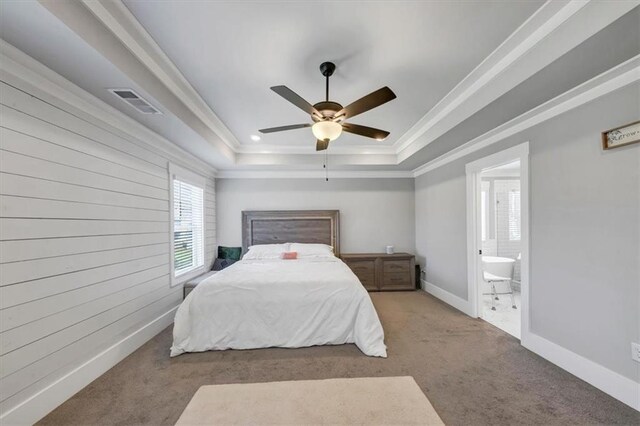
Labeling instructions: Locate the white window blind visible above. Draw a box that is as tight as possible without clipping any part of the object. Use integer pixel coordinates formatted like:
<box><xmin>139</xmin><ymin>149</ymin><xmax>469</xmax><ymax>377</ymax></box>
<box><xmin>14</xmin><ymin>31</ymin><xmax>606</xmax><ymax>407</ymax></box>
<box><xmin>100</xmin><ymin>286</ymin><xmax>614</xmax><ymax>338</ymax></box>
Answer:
<box><xmin>173</xmin><ymin>179</ymin><xmax>204</xmax><ymax>277</ymax></box>
<box><xmin>508</xmin><ymin>189</ymin><xmax>521</xmax><ymax>241</ymax></box>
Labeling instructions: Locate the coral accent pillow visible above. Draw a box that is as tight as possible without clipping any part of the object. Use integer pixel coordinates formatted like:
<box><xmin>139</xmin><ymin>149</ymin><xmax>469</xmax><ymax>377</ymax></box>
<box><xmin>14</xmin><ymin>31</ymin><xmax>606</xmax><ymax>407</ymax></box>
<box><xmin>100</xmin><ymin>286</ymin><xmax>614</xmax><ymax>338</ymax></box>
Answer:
<box><xmin>281</xmin><ymin>251</ymin><xmax>298</xmax><ymax>260</ymax></box>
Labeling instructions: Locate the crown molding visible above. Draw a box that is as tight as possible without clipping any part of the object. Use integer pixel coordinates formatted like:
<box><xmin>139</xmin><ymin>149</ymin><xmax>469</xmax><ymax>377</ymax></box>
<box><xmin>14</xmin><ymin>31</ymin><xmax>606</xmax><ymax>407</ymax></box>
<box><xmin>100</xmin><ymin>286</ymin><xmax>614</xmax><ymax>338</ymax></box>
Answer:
<box><xmin>81</xmin><ymin>0</ymin><xmax>241</xmax><ymax>151</ymax></box>
<box><xmin>38</xmin><ymin>0</ymin><xmax>236</xmax><ymax>163</ymax></box>
<box><xmin>78</xmin><ymin>0</ymin><xmax>401</xmax><ymax>158</ymax></box>
<box><xmin>223</xmin><ymin>54</ymin><xmax>640</xmax><ymax>178</ymax></box>
<box><xmin>0</xmin><ymin>39</ymin><xmax>217</xmax><ymax>178</ymax></box>
<box><xmin>27</xmin><ymin>0</ymin><xmax>640</xmax><ymax>169</ymax></box>
<box><xmin>235</xmin><ymin>152</ymin><xmax>398</xmax><ymax>167</ymax></box>
<box><xmin>396</xmin><ymin>0</ymin><xmax>640</xmax><ymax>162</ymax></box>
<box><xmin>412</xmin><ymin>54</ymin><xmax>640</xmax><ymax>177</ymax></box>
<box><xmin>7</xmin><ymin>31</ymin><xmax>632</xmax><ymax>182</ymax></box>
<box><xmin>394</xmin><ymin>0</ymin><xmax>586</xmax><ymax>150</ymax></box>
<box><xmin>93</xmin><ymin>0</ymin><xmax>637</xmax><ymax>163</ymax></box>
<box><xmin>234</xmin><ymin>144</ymin><xmax>397</xmax><ymax>155</ymax></box>
<box><xmin>216</xmin><ymin>170</ymin><xmax>414</xmax><ymax>179</ymax></box>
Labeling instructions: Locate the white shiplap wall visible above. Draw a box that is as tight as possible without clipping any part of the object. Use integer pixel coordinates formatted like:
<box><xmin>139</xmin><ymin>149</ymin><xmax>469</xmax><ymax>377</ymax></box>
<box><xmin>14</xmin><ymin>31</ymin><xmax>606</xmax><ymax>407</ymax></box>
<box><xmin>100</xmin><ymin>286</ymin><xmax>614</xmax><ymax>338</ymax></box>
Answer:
<box><xmin>0</xmin><ymin>59</ymin><xmax>216</xmax><ymax>421</ymax></box>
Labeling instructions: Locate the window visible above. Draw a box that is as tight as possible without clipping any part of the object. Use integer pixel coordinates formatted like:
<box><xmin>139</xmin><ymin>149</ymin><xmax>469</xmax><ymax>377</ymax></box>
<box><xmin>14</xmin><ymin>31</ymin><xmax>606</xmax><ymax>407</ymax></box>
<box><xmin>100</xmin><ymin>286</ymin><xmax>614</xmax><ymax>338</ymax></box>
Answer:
<box><xmin>480</xmin><ymin>180</ymin><xmax>492</xmax><ymax>242</ymax></box>
<box><xmin>481</xmin><ymin>190</ymin><xmax>487</xmax><ymax>241</ymax></box>
<box><xmin>169</xmin><ymin>164</ymin><xmax>205</xmax><ymax>286</ymax></box>
<box><xmin>508</xmin><ymin>189</ymin><xmax>521</xmax><ymax>241</ymax></box>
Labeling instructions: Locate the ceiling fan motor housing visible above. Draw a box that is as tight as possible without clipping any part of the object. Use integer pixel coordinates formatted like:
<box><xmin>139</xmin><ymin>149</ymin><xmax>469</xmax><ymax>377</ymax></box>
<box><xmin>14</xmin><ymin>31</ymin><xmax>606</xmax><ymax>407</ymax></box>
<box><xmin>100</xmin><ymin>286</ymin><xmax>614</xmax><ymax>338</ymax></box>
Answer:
<box><xmin>312</xmin><ymin>101</ymin><xmax>343</xmax><ymax>122</ymax></box>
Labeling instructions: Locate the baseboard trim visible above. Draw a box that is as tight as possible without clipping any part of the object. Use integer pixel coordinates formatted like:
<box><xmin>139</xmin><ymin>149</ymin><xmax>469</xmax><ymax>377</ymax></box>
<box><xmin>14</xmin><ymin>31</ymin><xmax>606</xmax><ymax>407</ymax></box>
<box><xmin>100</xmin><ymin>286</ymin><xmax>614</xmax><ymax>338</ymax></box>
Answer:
<box><xmin>522</xmin><ymin>332</ymin><xmax>640</xmax><ymax>412</ymax></box>
<box><xmin>422</xmin><ymin>280</ymin><xmax>639</xmax><ymax>411</ymax></box>
<box><xmin>421</xmin><ymin>280</ymin><xmax>473</xmax><ymax>316</ymax></box>
<box><xmin>0</xmin><ymin>306</ymin><xmax>178</xmax><ymax>425</ymax></box>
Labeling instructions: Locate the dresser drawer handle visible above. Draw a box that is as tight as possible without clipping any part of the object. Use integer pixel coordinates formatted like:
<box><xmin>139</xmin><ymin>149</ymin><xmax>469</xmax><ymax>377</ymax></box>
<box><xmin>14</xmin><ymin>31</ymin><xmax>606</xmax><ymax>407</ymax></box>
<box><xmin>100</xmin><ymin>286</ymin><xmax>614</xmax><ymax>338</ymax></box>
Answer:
<box><xmin>385</xmin><ymin>275</ymin><xmax>410</xmax><ymax>283</ymax></box>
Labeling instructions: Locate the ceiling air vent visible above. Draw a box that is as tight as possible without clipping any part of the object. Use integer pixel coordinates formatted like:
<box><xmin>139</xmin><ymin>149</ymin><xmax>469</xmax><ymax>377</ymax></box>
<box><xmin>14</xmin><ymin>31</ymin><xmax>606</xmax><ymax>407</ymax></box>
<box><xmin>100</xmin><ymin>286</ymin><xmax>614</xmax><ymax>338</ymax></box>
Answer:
<box><xmin>108</xmin><ymin>88</ymin><xmax>162</xmax><ymax>114</ymax></box>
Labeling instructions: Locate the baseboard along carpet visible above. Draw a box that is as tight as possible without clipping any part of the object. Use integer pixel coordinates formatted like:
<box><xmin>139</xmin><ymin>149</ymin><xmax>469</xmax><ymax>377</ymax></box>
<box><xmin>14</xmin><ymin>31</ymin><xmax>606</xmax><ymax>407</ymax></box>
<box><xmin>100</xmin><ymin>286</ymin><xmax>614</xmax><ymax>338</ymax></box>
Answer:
<box><xmin>176</xmin><ymin>376</ymin><xmax>444</xmax><ymax>425</ymax></box>
<box><xmin>38</xmin><ymin>292</ymin><xmax>640</xmax><ymax>425</ymax></box>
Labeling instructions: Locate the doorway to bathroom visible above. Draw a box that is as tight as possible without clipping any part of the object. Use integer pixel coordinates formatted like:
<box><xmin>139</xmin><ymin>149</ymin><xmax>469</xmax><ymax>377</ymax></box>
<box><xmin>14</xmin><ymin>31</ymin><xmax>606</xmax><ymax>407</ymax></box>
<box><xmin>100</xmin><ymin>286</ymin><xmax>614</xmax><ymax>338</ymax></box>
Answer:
<box><xmin>465</xmin><ymin>143</ymin><xmax>529</xmax><ymax>340</ymax></box>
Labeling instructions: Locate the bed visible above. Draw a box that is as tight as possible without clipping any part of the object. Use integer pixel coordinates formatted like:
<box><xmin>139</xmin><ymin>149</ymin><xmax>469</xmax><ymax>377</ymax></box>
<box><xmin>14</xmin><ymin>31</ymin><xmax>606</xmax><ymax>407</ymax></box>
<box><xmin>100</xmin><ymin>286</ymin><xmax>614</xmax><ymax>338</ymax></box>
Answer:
<box><xmin>170</xmin><ymin>210</ymin><xmax>387</xmax><ymax>357</ymax></box>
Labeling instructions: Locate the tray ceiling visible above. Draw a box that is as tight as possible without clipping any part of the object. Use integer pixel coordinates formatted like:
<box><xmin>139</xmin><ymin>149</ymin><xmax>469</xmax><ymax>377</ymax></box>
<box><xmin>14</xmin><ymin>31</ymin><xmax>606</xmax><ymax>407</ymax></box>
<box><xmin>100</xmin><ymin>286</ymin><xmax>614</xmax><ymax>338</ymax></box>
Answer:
<box><xmin>122</xmin><ymin>0</ymin><xmax>543</xmax><ymax>149</ymax></box>
<box><xmin>1</xmin><ymin>0</ymin><xmax>637</xmax><ymax>175</ymax></box>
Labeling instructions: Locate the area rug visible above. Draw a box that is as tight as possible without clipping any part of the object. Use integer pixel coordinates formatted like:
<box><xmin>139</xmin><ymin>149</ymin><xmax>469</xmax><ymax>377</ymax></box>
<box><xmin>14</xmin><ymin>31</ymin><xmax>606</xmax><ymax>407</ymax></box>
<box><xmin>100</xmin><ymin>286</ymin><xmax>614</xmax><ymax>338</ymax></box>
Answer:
<box><xmin>176</xmin><ymin>376</ymin><xmax>444</xmax><ymax>425</ymax></box>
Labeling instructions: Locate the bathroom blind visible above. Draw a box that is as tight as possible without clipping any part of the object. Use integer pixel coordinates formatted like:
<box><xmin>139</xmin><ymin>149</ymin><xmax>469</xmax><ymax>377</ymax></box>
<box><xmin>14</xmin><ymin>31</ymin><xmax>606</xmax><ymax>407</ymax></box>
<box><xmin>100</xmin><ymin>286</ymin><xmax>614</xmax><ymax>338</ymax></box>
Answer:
<box><xmin>173</xmin><ymin>179</ymin><xmax>205</xmax><ymax>277</ymax></box>
<box><xmin>508</xmin><ymin>190</ymin><xmax>521</xmax><ymax>241</ymax></box>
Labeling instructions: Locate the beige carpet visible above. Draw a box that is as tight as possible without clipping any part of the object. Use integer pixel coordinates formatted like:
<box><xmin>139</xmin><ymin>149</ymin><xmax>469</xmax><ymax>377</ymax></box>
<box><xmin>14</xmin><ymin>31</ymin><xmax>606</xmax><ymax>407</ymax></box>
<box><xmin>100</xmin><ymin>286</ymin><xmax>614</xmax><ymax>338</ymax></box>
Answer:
<box><xmin>176</xmin><ymin>376</ymin><xmax>444</xmax><ymax>425</ymax></box>
<box><xmin>39</xmin><ymin>292</ymin><xmax>640</xmax><ymax>425</ymax></box>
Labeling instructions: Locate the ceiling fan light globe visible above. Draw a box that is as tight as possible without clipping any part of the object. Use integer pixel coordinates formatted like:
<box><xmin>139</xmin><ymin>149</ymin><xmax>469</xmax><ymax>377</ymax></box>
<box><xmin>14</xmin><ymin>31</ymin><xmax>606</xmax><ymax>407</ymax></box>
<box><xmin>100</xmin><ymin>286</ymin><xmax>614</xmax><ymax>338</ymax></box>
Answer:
<box><xmin>312</xmin><ymin>121</ymin><xmax>342</xmax><ymax>142</ymax></box>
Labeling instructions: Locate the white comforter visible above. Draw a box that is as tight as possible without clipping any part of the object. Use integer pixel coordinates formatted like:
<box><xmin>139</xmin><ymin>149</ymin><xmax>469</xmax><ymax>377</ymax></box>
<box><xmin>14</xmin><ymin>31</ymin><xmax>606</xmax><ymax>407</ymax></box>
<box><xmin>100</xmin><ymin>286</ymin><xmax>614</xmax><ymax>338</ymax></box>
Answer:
<box><xmin>171</xmin><ymin>257</ymin><xmax>387</xmax><ymax>357</ymax></box>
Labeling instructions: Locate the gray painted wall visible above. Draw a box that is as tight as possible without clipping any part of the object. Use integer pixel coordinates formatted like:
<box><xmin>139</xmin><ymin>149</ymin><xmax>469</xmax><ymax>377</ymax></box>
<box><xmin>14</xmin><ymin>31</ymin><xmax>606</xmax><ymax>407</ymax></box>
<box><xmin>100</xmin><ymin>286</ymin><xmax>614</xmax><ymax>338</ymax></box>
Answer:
<box><xmin>415</xmin><ymin>84</ymin><xmax>640</xmax><ymax>381</ymax></box>
<box><xmin>216</xmin><ymin>178</ymin><xmax>416</xmax><ymax>255</ymax></box>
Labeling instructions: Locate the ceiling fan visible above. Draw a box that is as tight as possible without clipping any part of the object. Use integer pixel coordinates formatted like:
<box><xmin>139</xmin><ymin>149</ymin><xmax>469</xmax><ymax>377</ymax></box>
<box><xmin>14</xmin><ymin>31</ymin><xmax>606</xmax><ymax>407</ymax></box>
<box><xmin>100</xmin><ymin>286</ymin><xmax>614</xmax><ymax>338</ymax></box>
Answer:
<box><xmin>259</xmin><ymin>62</ymin><xmax>396</xmax><ymax>151</ymax></box>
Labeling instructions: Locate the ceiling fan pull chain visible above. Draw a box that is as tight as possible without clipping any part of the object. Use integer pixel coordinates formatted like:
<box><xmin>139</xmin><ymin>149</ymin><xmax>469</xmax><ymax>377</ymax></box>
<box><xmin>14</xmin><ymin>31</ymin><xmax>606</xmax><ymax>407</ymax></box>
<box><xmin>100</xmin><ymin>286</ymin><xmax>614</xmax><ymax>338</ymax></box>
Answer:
<box><xmin>325</xmin><ymin>150</ymin><xmax>329</xmax><ymax>182</ymax></box>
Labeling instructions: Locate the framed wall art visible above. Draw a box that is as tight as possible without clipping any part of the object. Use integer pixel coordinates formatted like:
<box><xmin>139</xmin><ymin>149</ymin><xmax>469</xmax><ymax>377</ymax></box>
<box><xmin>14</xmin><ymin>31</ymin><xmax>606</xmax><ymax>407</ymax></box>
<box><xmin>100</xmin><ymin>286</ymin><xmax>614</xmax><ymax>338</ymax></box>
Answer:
<box><xmin>601</xmin><ymin>120</ymin><xmax>640</xmax><ymax>150</ymax></box>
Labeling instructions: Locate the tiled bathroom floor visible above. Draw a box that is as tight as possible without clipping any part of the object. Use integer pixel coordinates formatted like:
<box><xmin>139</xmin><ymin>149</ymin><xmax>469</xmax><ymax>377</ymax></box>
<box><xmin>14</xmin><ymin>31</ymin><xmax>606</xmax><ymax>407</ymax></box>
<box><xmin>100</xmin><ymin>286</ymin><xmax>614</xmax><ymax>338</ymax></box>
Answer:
<box><xmin>481</xmin><ymin>291</ymin><xmax>521</xmax><ymax>339</ymax></box>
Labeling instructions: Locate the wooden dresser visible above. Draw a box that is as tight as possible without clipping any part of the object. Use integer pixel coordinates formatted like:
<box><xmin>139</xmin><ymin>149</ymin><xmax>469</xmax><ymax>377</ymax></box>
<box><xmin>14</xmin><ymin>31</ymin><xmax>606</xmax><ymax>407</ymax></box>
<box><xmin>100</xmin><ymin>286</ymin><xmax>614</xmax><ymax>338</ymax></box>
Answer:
<box><xmin>341</xmin><ymin>253</ymin><xmax>415</xmax><ymax>291</ymax></box>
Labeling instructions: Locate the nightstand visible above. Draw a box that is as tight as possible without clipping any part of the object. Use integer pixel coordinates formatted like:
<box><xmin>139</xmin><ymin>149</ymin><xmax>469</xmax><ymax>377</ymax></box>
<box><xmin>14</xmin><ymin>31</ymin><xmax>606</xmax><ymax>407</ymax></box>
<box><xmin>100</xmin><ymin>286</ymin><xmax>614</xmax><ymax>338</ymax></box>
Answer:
<box><xmin>341</xmin><ymin>253</ymin><xmax>415</xmax><ymax>291</ymax></box>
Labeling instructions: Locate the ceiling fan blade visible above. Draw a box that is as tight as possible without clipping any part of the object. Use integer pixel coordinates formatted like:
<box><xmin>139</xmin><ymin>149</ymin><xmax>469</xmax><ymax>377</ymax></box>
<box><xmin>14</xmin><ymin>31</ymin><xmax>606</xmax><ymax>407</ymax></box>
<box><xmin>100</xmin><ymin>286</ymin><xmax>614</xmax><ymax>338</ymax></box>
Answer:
<box><xmin>341</xmin><ymin>123</ymin><xmax>390</xmax><ymax>141</ymax></box>
<box><xmin>336</xmin><ymin>86</ymin><xmax>396</xmax><ymax>119</ymax></box>
<box><xmin>259</xmin><ymin>123</ymin><xmax>311</xmax><ymax>134</ymax></box>
<box><xmin>271</xmin><ymin>86</ymin><xmax>320</xmax><ymax>117</ymax></box>
<box><xmin>316</xmin><ymin>139</ymin><xmax>329</xmax><ymax>151</ymax></box>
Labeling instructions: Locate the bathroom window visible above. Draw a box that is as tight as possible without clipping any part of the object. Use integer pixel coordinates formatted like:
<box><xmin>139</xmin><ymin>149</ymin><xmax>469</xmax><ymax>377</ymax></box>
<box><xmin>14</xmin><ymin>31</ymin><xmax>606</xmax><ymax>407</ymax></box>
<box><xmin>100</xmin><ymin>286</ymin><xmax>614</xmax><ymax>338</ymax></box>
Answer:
<box><xmin>480</xmin><ymin>180</ymin><xmax>492</xmax><ymax>241</ymax></box>
<box><xmin>508</xmin><ymin>189</ymin><xmax>521</xmax><ymax>241</ymax></box>
<box><xmin>481</xmin><ymin>190</ymin><xmax>488</xmax><ymax>241</ymax></box>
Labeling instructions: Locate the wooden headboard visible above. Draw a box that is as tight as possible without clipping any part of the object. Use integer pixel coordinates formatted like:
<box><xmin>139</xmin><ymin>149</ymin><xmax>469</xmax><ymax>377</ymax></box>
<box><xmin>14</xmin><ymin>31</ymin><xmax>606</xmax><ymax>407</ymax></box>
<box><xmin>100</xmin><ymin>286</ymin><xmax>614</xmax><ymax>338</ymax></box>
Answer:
<box><xmin>241</xmin><ymin>210</ymin><xmax>340</xmax><ymax>256</ymax></box>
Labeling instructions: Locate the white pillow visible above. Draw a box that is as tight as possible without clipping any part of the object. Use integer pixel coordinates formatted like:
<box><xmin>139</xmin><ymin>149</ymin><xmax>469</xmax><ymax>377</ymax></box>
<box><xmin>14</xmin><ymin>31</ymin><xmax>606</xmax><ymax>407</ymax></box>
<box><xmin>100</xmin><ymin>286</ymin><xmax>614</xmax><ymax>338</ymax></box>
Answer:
<box><xmin>243</xmin><ymin>243</ymin><xmax>290</xmax><ymax>260</ymax></box>
<box><xmin>289</xmin><ymin>243</ymin><xmax>334</xmax><ymax>258</ymax></box>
